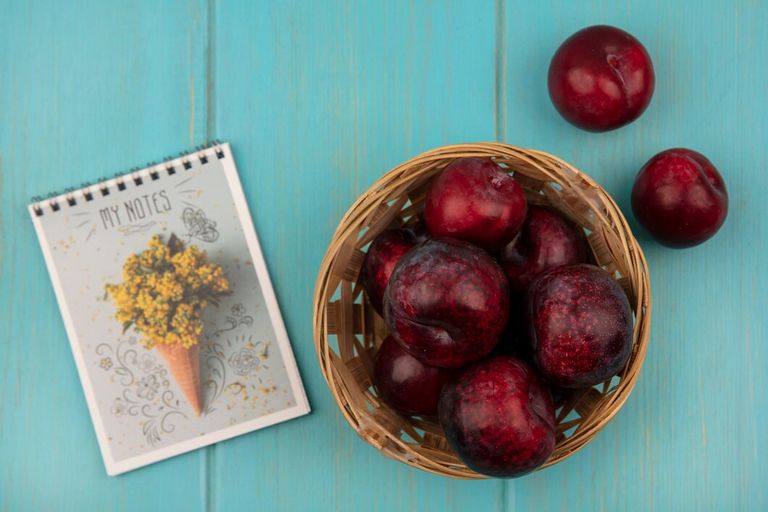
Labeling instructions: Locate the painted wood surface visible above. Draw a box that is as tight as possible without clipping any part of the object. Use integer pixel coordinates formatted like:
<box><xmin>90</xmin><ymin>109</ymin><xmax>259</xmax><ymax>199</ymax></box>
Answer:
<box><xmin>1</xmin><ymin>1</ymin><xmax>765</xmax><ymax>510</ymax></box>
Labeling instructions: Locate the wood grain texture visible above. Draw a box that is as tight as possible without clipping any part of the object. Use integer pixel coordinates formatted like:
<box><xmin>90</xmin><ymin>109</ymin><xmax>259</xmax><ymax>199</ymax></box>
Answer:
<box><xmin>0</xmin><ymin>0</ymin><xmax>766</xmax><ymax>510</ymax></box>
<box><xmin>0</xmin><ymin>1</ymin><xmax>210</xmax><ymax>510</ymax></box>
<box><xmin>501</xmin><ymin>1</ymin><xmax>768</xmax><ymax>510</ymax></box>
<box><xmin>211</xmin><ymin>1</ymin><xmax>502</xmax><ymax>510</ymax></box>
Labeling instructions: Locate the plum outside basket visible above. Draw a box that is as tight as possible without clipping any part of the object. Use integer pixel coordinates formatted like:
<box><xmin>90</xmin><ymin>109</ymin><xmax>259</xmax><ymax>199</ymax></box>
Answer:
<box><xmin>312</xmin><ymin>143</ymin><xmax>651</xmax><ymax>479</ymax></box>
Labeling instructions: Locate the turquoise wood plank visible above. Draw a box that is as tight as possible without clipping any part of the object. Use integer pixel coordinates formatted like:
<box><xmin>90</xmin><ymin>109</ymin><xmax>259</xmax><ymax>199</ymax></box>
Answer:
<box><xmin>2</xmin><ymin>0</ymin><xmax>766</xmax><ymax>510</ymax></box>
<box><xmin>210</xmin><ymin>1</ymin><xmax>502</xmax><ymax>511</ymax></box>
<box><xmin>0</xmin><ymin>1</ymin><xmax>210</xmax><ymax>510</ymax></box>
<box><xmin>501</xmin><ymin>1</ymin><xmax>767</xmax><ymax>510</ymax></box>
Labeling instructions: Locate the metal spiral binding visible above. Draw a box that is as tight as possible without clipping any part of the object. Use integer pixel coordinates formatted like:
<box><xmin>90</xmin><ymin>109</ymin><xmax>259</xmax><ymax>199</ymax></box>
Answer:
<box><xmin>30</xmin><ymin>140</ymin><xmax>225</xmax><ymax>217</ymax></box>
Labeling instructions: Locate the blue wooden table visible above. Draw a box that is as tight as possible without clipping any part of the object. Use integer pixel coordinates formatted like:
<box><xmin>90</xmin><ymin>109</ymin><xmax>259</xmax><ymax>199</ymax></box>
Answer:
<box><xmin>1</xmin><ymin>1</ymin><xmax>766</xmax><ymax>510</ymax></box>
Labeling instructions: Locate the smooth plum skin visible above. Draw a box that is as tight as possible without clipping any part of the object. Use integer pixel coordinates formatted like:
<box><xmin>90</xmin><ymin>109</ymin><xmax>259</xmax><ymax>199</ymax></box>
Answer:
<box><xmin>438</xmin><ymin>356</ymin><xmax>556</xmax><ymax>478</ymax></box>
<box><xmin>631</xmin><ymin>148</ymin><xmax>728</xmax><ymax>248</ymax></box>
<box><xmin>425</xmin><ymin>158</ymin><xmax>527</xmax><ymax>251</ymax></box>
<box><xmin>360</xmin><ymin>229</ymin><xmax>416</xmax><ymax>314</ymax></box>
<box><xmin>527</xmin><ymin>264</ymin><xmax>633</xmax><ymax>388</ymax></box>
<box><xmin>384</xmin><ymin>238</ymin><xmax>509</xmax><ymax>368</ymax></box>
<box><xmin>548</xmin><ymin>25</ymin><xmax>655</xmax><ymax>132</ymax></box>
<box><xmin>500</xmin><ymin>206</ymin><xmax>589</xmax><ymax>292</ymax></box>
<box><xmin>373</xmin><ymin>336</ymin><xmax>454</xmax><ymax>416</ymax></box>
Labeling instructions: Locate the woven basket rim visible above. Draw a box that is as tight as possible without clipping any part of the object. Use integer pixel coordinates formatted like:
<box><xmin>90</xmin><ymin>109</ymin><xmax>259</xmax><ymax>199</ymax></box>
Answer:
<box><xmin>313</xmin><ymin>142</ymin><xmax>651</xmax><ymax>479</ymax></box>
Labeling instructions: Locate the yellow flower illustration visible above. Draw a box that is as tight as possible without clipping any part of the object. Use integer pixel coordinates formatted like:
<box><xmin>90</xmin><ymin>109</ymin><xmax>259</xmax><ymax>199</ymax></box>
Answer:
<box><xmin>105</xmin><ymin>234</ymin><xmax>231</xmax><ymax>348</ymax></box>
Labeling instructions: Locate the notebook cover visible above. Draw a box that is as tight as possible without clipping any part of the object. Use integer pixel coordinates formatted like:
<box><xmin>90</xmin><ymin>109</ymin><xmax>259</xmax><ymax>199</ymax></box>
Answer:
<box><xmin>28</xmin><ymin>143</ymin><xmax>310</xmax><ymax>475</ymax></box>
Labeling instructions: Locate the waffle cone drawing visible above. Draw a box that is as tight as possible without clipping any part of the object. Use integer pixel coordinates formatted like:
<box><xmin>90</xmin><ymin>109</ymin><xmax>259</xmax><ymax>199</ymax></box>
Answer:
<box><xmin>156</xmin><ymin>343</ymin><xmax>202</xmax><ymax>416</ymax></box>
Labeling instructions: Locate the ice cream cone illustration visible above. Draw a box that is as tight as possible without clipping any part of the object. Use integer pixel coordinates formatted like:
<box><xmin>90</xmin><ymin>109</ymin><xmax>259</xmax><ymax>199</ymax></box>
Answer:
<box><xmin>156</xmin><ymin>343</ymin><xmax>202</xmax><ymax>416</ymax></box>
<box><xmin>106</xmin><ymin>234</ymin><xmax>230</xmax><ymax>416</ymax></box>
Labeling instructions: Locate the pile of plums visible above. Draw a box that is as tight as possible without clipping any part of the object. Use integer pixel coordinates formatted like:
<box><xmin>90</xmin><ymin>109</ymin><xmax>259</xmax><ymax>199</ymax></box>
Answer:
<box><xmin>360</xmin><ymin>24</ymin><xmax>730</xmax><ymax>479</ymax></box>
<box><xmin>362</xmin><ymin>157</ymin><xmax>633</xmax><ymax>478</ymax></box>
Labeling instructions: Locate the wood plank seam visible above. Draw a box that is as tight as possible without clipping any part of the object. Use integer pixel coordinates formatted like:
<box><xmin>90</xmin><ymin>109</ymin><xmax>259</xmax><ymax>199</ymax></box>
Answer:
<box><xmin>204</xmin><ymin>0</ymin><xmax>217</xmax><ymax>510</ymax></box>
<box><xmin>495</xmin><ymin>1</ymin><xmax>508</xmax><ymax>510</ymax></box>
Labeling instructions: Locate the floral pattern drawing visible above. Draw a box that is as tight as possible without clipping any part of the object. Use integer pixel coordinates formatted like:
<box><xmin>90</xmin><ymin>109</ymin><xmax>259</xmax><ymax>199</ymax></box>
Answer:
<box><xmin>138</xmin><ymin>353</ymin><xmax>157</xmax><ymax>374</ymax></box>
<box><xmin>201</xmin><ymin>302</ymin><xmax>272</xmax><ymax>415</ymax></box>
<box><xmin>201</xmin><ymin>334</ymin><xmax>271</xmax><ymax>415</ymax></box>
<box><xmin>228</xmin><ymin>347</ymin><xmax>260</xmax><ymax>376</ymax></box>
<box><xmin>181</xmin><ymin>206</ymin><xmax>219</xmax><ymax>243</ymax></box>
<box><xmin>212</xmin><ymin>302</ymin><xmax>254</xmax><ymax>337</ymax></box>
<box><xmin>137</xmin><ymin>374</ymin><xmax>161</xmax><ymax>400</ymax></box>
<box><xmin>96</xmin><ymin>336</ymin><xmax>187</xmax><ymax>445</ymax></box>
<box><xmin>97</xmin><ymin>302</ymin><xmax>276</xmax><ymax>442</ymax></box>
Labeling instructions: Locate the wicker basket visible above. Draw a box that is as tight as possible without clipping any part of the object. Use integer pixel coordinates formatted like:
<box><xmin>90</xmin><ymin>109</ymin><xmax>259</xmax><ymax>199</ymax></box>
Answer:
<box><xmin>313</xmin><ymin>143</ymin><xmax>651</xmax><ymax>479</ymax></box>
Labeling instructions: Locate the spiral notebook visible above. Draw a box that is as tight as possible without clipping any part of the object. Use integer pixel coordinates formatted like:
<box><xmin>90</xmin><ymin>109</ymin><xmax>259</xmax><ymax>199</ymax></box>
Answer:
<box><xmin>28</xmin><ymin>143</ymin><xmax>310</xmax><ymax>475</ymax></box>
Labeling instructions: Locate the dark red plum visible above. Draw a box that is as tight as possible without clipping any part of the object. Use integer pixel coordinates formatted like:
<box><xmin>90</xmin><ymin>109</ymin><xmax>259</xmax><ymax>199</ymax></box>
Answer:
<box><xmin>438</xmin><ymin>356</ymin><xmax>555</xmax><ymax>478</ymax></box>
<box><xmin>548</xmin><ymin>25</ymin><xmax>655</xmax><ymax>132</ymax></box>
<box><xmin>384</xmin><ymin>238</ymin><xmax>509</xmax><ymax>368</ymax></box>
<box><xmin>425</xmin><ymin>158</ymin><xmax>527</xmax><ymax>251</ymax></box>
<box><xmin>501</xmin><ymin>206</ymin><xmax>589</xmax><ymax>292</ymax></box>
<box><xmin>631</xmin><ymin>148</ymin><xmax>728</xmax><ymax>248</ymax></box>
<box><xmin>373</xmin><ymin>336</ymin><xmax>454</xmax><ymax>416</ymax></box>
<box><xmin>527</xmin><ymin>264</ymin><xmax>633</xmax><ymax>388</ymax></box>
<box><xmin>360</xmin><ymin>229</ymin><xmax>416</xmax><ymax>314</ymax></box>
